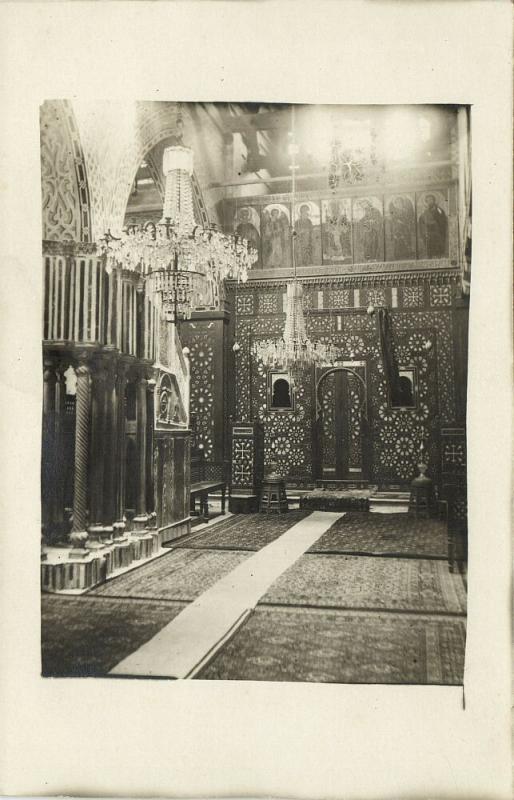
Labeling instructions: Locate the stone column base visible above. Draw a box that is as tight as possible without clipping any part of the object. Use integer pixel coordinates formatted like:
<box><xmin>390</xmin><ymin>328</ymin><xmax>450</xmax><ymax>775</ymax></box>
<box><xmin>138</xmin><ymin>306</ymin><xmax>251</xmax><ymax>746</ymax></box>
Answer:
<box><xmin>112</xmin><ymin>520</ymin><xmax>127</xmax><ymax>541</ymax></box>
<box><xmin>132</xmin><ymin>514</ymin><xmax>150</xmax><ymax>532</ymax></box>
<box><xmin>130</xmin><ymin>533</ymin><xmax>155</xmax><ymax>560</ymax></box>
<box><xmin>87</xmin><ymin>524</ymin><xmax>111</xmax><ymax>550</ymax></box>
<box><xmin>111</xmin><ymin>540</ymin><xmax>133</xmax><ymax>570</ymax></box>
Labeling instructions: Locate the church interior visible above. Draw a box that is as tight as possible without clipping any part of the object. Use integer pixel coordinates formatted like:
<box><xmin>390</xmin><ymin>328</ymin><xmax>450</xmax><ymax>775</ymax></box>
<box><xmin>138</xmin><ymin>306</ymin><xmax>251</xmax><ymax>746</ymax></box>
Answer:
<box><xmin>40</xmin><ymin>100</ymin><xmax>471</xmax><ymax>683</ymax></box>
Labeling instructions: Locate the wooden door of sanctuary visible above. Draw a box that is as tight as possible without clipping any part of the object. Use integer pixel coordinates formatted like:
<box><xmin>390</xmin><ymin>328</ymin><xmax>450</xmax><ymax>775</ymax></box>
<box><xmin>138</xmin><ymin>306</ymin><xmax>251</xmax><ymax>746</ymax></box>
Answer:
<box><xmin>315</xmin><ymin>364</ymin><xmax>368</xmax><ymax>482</ymax></box>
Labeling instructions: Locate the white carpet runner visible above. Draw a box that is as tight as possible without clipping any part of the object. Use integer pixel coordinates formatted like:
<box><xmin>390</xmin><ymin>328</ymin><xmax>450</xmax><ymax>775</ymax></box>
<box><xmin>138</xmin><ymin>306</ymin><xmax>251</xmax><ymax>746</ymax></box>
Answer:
<box><xmin>110</xmin><ymin>511</ymin><xmax>344</xmax><ymax>679</ymax></box>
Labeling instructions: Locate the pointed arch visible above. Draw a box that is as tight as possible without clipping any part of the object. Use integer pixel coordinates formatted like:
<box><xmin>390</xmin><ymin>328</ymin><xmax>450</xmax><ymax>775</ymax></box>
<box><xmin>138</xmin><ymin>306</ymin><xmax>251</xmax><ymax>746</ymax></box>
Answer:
<box><xmin>40</xmin><ymin>100</ymin><xmax>92</xmax><ymax>242</ymax></box>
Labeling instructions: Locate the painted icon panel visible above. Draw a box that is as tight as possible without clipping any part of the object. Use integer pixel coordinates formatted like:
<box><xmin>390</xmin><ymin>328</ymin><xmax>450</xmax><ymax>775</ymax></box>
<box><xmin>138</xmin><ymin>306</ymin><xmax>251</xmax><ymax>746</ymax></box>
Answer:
<box><xmin>293</xmin><ymin>201</ymin><xmax>321</xmax><ymax>267</ymax></box>
<box><xmin>321</xmin><ymin>198</ymin><xmax>352</xmax><ymax>264</ymax></box>
<box><xmin>261</xmin><ymin>203</ymin><xmax>292</xmax><ymax>269</ymax></box>
<box><xmin>416</xmin><ymin>190</ymin><xmax>449</xmax><ymax>259</ymax></box>
<box><xmin>384</xmin><ymin>193</ymin><xmax>416</xmax><ymax>261</ymax></box>
<box><xmin>234</xmin><ymin>205</ymin><xmax>261</xmax><ymax>268</ymax></box>
<box><xmin>352</xmin><ymin>196</ymin><xmax>384</xmax><ymax>263</ymax></box>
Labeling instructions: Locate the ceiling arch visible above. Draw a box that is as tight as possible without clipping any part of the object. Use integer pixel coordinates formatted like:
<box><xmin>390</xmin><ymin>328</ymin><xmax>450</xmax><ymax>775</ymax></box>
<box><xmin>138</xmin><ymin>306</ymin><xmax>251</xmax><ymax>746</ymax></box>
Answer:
<box><xmin>71</xmin><ymin>101</ymin><xmax>223</xmax><ymax>240</ymax></box>
<box><xmin>40</xmin><ymin>100</ymin><xmax>92</xmax><ymax>242</ymax></box>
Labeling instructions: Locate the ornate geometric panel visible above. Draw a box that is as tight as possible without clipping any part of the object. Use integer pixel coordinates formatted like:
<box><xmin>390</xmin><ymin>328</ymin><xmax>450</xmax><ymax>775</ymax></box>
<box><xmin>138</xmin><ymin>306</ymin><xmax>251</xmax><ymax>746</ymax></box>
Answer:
<box><xmin>233</xmin><ymin>291</ymin><xmax>458</xmax><ymax>486</ymax></box>
<box><xmin>236</xmin><ymin>294</ymin><xmax>254</xmax><ymax>315</ymax></box>
<box><xmin>347</xmin><ymin>372</ymin><xmax>363</xmax><ymax>470</ymax></box>
<box><xmin>430</xmin><ymin>285</ymin><xmax>452</xmax><ymax>307</ymax></box>
<box><xmin>258</xmin><ymin>293</ymin><xmax>279</xmax><ymax>314</ymax></box>
<box><xmin>366</xmin><ymin>288</ymin><xmax>386</xmax><ymax>307</ymax></box>
<box><xmin>442</xmin><ymin>441</ymin><xmax>466</xmax><ymax>469</ymax></box>
<box><xmin>249</xmin><ymin>340</ymin><xmax>313</xmax><ymax>479</ymax></box>
<box><xmin>40</xmin><ymin>100</ymin><xmax>92</xmax><ymax>242</ymax></box>
<box><xmin>402</xmin><ymin>286</ymin><xmax>424</xmax><ymax>308</ymax></box>
<box><xmin>441</xmin><ymin>429</ymin><xmax>467</xmax><ymax>475</ymax></box>
<box><xmin>232</xmin><ymin>439</ymin><xmax>253</xmax><ymax>487</ymax></box>
<box><xmin>186</xmin><ymin>333</ymin><xmax>215</xmax><ymax>458</ymax></box>
<box><xmin>302</xmin><ymin>290</ymin><xmax>314</xmax><ymax>310</ymax></box>
<box><xmin>234</xmin><ymin>320</ymin><xmax>253</xmax><ymax>422</ymax></box>
<box><xmin>329</xmin><ymin>288</ymin><xmax>352</xmax><ymax>309</ymax></box>
<box><xmin>307</xmin><ymin>315</ymin><xmax>336</xmax><ymax>335</ymax></box>
<box><xmin>320</xmin><ymin>374</ymin><xmax>336</xmax><ymax>469</ymax></box>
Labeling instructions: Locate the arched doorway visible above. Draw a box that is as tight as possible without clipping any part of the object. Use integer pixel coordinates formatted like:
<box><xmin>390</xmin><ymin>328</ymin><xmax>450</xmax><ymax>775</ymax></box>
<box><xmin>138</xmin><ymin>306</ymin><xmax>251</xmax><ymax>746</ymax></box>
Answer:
<box><xmin>314</xmin><ymin>364</ymin><xmax>369</xmax><ymax>483</ymax></box>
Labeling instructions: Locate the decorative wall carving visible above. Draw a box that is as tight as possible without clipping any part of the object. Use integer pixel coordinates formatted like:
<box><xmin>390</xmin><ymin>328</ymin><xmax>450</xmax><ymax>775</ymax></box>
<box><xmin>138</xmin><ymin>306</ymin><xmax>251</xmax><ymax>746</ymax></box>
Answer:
<box><xmin>229</xmin><ymin>278</ymin><xmax>460</xmax><ymax>486</ymax></box>
<box><xmin>187</xmin><ymin>335</ymin><xmax>215</xmax><ymax>458</ymax></box>
<box><xmin>40</xmin><ymin>100</ymin><xmax>92</xmax><ymax>242</ymax></box>
<box><xmin>156</xmin><ymin>372</ymin><xmax>186</xmax><ymax>427</ymax></box>
<box><xmin>430</xmin><ymin>285</ymin><xmax>452</xmax><ymax>306</ymax></box>
<box><xmin>236</xmin><ymin>294</ymin><xmax>254</xmax><ymax>315</ymax></box>
<box><xmin>232</xmin><ymin>439</ymin><xmax>253</xmax><ymax>485</ymax></box>
<box><xmin>329</xmin><ymin>288</ymin><xmax>352</xmax><ymax>308</ymax></box>
<box><xmin>71</xmin><ymin>100</ymin><xmax>216</xmax><ymax>239</ymax></box>
<box><xmin>258</xmin><ymin>293</ymin><xmax>279</xmax><ymax>314</ymax></box>
<box><xmin>230</xmin><ymin>422</ymin><xmax>264</xmax><ymax>493</ymax></box>
<box><xmin>402</xmin><ymin>286</ymin><xmax>425</xmax><ymax>307</ymax></box>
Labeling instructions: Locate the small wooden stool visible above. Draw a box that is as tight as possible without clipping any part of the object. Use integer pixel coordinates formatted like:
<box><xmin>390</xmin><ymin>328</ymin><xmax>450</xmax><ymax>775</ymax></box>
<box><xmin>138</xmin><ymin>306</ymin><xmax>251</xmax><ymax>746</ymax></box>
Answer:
<box><xmin>260</xmin><ymin>472</ymin><xmax>288</xmax><ymax>514</ymax></box>
<box><xmin>409</xmin><ymin>463</ymin><xmax>436</xmax><ymax>519</ymax></box>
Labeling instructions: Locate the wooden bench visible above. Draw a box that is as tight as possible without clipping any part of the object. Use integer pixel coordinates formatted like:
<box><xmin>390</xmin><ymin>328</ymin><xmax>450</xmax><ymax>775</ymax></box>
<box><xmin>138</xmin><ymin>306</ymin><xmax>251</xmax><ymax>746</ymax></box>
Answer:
<box><xmin>190</xmin><ymin>450</ymin><xmax>228</xmax><ymax>521</ymax></box>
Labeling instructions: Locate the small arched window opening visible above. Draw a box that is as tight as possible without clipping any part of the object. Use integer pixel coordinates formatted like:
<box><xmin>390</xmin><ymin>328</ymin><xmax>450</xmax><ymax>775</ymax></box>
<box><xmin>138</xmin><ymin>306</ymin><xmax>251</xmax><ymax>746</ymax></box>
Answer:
<box><xmin>391</xmin><ymin>368</ymin><xmax>417</xmax><ymax>409</ymax></box>
<box><xmin>268</xmin><ymin>372</ymin><xmax>295</xmax><ymax>411</ymax></box>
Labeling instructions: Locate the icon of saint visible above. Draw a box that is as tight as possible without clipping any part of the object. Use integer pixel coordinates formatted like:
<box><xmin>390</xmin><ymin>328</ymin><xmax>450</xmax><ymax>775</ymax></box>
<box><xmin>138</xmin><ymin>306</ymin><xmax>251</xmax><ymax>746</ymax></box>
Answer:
<box><xmin>262</xmin><ymin>207</ymin><xmax>290</xmax><ymax>268</ymax></box>
<box><xmin>418</xmin><ymin>194</ymin><xmax>447</xmax><ymax>258</ymax></box>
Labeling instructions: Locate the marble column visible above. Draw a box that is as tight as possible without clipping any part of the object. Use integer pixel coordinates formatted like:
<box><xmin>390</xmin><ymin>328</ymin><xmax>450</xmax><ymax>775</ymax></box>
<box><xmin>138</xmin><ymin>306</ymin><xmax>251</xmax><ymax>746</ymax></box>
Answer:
<box><xmin>146</xmin><ymin>378</ymin><xmax>157</xmax><ymax>528</ymax></box>
<box><xmin>102</xmin><ymin>357</ymin><xmax>118</xmax><ymax>535</ymax></box>
<box><xmin>113</xmin><ymin>362</ymin><xmax>128</xmax><ymax>539</ymax></box>
<box><xmin>41</xmin><ymin>357</ymin><xmax>57</xmax><ymax>538</ymax></box>
<box><xmin>88</xmin><ymin>358</ymin><xmax>108</xmax><ymax>544</ymax></box>
<box><xmin>133</xmin><ymin>373</ymin><xmax>149</xmax><ymax>530</ymax></box>
<box><xmin>52</xmin><ymin>362</ymin><xmax>66</xmax><ymax>528</ymax></box>
<box><xmin>69</xmin><ymin>356</ymin><xmax>90</xmax><ymax>555</ymax></box>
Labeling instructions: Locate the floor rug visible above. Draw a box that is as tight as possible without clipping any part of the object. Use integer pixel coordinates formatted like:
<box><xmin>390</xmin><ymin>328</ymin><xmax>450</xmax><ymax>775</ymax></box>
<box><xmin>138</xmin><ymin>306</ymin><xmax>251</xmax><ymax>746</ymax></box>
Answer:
<box><xmin>309</xmin><ymin>512</ymin><xmax>448</xmax><ymax>558</ymax></box>
<box><xmin>199</xmin><ymin>605</ymin><xmax>466</xmax><ymax>684</ymax></box>
<box><xmin>109</xmin><ymin>511</ymin><xmax>344</xmax><ymax>678</ymax></box>
<box><xmin>261</xmin><ymin>554</ymin><xmax>467</xmax><ymax>614</ymax></box>
<box><xmin>300</xmin><ymin>490</ymin><xmax>370</xmax><ymax>512</ymax></box>
<box><xmin>41</xmin><ymin>595</ymin><xmax>186</xmax><ymax>677</ymax></box>
<box><xmin>90</xmin><ymin>549</ymin><xmax>251</xmax><ymax>602</ymax></box>
<box><xmin>183</xmin><ymin>510</ymin><xmax>311</xmax><ymax>551</ymax></box>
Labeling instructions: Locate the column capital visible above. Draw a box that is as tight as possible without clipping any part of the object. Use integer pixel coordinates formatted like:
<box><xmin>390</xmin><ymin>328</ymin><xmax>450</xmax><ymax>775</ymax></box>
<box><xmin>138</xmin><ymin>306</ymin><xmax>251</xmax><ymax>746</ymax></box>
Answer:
<box><xmin>43</xmin><ymin>363</ymin><xmax>57</xmax><ymax>383</ymax></box>
<box><xmin>136</xmin><ymin>371</ymin><xmax>151</xmax><ymax>387</ymax></box>
<box><xmin>43</xmin><ymin>352</ymin><xmax>57</xmax><ymax>370</ymax></box>
<box><xmin>54</xmin><ymin>360</ymin><xmax>68</xmax><ymax>379</ymax></box>
<box><xmin>91</xmin><ymin>356</ymin><xmax>110</xmax><ymax>382</ymax></box>
<box><xmin>75</xmin><ymin>362</ymin><xmax>91</xmax><ymax>379</ymax></box>
<box><xmin>75</xmin><ymin>350</ymin><xmax>92</xmax><ymax>372</ymax></box>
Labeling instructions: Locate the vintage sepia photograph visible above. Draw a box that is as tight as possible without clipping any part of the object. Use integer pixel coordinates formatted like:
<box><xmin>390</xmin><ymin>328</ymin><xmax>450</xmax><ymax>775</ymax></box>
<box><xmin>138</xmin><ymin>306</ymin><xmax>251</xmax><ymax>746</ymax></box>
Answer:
<box><xmin>40</xmin><ymin>101</ymin><xmax>471</xmax><ymax>685</ymax></box>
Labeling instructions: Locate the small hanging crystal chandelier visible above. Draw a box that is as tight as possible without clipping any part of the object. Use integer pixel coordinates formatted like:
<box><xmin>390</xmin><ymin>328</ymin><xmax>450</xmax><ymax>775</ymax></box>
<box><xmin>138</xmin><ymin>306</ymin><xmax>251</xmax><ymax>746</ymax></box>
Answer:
<box><xmin>98</xmin><ymin>125</ymin><xmax>258</xmax><ymax>322</ymax></box>
<box><xmin>254</xmin><ymin>282</ymin><xmax>339</xmax><ymax>382</ymax></box>
<box><xmin>253</xmin><ymin>105</ymin><xmax>340</xmax><ymax>378</ymax></box>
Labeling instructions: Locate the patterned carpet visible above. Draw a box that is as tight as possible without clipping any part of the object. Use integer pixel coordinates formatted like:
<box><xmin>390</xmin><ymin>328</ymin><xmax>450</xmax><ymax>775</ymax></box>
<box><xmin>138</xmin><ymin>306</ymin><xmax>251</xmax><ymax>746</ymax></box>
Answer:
<box><xmin>300</xmin><ymin>490</ymin><xmax>370</xmax><ymax>512</ymax></box>
<box><xmin>309</xmin><ymin>512</ymin><xmax>448</xmax><ymax>558</ymax></box>
<box><xmin>90</xmin><ymin>549</ymin><xmax>251</xmax><ymax>602</ymax></box>
<box><xmin>183</xmin><ymin>510</ymin><xmax>311</xmax><ymax>551</ymax></box>
<box><xmin>199</xmin><ymin>605</ymin><xmax>466</xmax><ymax>684</ymax></box>
<box><xmin>261</xmin><ymin>554</ymin><xmax>467</xmax><ymax>614</ymax></box>
<box><xmin>42</xmin><ymin>510</ymin><xmax>466</xmax><ymax>684</ymax></box>
<box><xmin>41</xmin><ymin>595</ymin><xmax>185</xmax><ymax>677</ymax></box>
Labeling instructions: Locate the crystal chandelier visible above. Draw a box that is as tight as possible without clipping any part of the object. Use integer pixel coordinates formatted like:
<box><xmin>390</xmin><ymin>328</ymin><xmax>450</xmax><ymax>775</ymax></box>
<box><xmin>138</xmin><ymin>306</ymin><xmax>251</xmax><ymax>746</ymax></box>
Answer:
<box><xmin>253</xmin><ymin>105</ymin><xmax>340</xmax><ymax>379</ymax></box>
<box><xmin>98</xmin><ymin>140</ymin><xmax>257</xmax><ymax>322</ymax></box>
<box><xmin>254</xmin><ymin>282</ymin><xmax>339</xmax><ymax>382</ymax></box>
